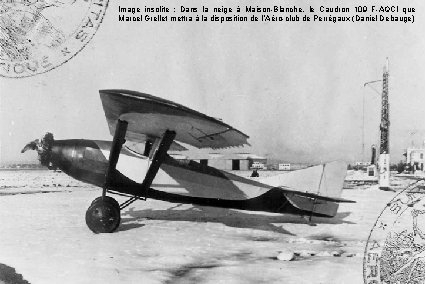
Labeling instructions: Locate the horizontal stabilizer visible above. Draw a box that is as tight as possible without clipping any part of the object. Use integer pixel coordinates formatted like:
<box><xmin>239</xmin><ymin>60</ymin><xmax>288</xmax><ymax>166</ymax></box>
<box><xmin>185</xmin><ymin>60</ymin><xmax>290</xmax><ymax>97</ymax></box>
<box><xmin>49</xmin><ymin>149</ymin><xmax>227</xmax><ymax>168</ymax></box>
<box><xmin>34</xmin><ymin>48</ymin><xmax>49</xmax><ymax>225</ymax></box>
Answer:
<box><xmin>100</xmin><ymin>90</ymin><xmax>250</xmax><ymax>149</ymax></box>
<box><xmin>281</xmin><ymin>189</ymin><xmax>355</xmax><ymax>203</ymax></box>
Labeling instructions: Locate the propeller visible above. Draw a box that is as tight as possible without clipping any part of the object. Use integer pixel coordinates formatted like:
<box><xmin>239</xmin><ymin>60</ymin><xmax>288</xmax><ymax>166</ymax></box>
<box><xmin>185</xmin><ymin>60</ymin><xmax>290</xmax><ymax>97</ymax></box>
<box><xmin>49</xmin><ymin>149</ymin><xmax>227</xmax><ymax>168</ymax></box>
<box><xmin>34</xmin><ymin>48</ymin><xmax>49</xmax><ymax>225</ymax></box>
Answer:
<box><xmin>21</xmin><ymin>133</ymin><xmax>54</xmax><ymax>166</ymax></box>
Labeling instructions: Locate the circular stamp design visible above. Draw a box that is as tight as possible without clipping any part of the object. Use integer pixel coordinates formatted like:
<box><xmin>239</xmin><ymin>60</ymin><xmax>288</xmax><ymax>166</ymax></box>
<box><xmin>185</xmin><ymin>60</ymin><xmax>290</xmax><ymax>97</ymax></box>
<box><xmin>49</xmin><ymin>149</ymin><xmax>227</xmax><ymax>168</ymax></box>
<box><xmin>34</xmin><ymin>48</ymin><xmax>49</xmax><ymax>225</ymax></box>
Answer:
<box><xmin>363</xmin><ymin>181</ymin><xmax>425</xmax><ymax>284</ymax></box>
<box><xmin>0</xmin><ymin>0</ymin><xmax>108</xmax><ymax>78</ymax></box>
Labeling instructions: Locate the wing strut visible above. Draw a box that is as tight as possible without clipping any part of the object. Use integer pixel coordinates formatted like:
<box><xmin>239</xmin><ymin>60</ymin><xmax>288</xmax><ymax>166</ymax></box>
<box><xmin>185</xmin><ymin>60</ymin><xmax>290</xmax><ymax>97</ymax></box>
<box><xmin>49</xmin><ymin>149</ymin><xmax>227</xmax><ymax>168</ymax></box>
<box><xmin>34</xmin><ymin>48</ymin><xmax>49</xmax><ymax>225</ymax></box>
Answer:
<box><xmin>103</xmin><ymin>119</ymin><xmax>128</xmax><ymax>197</ymax></box>
<box><xmin>141</xmin><ymin>130</ymin><xmax>176</xmax><ymax>195</ymax></box>
<box><xmin>119</xmin><ymin>130</ymin><xmax>176</xmax><ymax>209</ymax></box>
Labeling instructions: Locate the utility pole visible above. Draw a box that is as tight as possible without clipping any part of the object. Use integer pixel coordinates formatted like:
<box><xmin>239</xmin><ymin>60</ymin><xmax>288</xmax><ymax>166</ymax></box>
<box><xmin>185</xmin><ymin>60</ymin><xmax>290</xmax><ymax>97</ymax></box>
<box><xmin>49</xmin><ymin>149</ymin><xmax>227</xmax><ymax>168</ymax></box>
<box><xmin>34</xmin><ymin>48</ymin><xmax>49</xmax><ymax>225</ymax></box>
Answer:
<box><xmin>363</xmin><ymin>59</ymin><xmax>391</xmax><ymax>190</ymax></box>
<box><xmin>363</xmin><ymin>80</ymin><xmax>381</xmax><ymax>163</ymax></box>
<box><xmin>378</xmin><ymin>59</ymin><xmax>390</xmax><ymax>190</ymax></box>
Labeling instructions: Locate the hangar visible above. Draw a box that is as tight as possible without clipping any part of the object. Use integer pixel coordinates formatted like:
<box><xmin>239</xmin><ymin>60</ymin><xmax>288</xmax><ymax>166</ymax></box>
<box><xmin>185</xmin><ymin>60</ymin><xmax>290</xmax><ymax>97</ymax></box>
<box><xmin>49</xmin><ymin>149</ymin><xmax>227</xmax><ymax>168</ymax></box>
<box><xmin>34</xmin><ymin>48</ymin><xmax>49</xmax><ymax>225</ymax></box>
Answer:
<box><xmin>170</xmin><ymin>152</ymin><xmax>267</xmax><ymax>171</ymax></box>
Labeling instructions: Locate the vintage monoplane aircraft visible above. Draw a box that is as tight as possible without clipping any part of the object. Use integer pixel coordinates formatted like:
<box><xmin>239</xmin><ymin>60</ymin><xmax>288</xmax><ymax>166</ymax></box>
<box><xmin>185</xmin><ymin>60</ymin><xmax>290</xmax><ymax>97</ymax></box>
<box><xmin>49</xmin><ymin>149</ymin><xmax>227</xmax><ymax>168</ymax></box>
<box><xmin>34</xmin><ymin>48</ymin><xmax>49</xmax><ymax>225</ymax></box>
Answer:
<box><xmin>22</xmin><ymin>90</ymin><xmax>354</xmax><ymax>233</ymax></box>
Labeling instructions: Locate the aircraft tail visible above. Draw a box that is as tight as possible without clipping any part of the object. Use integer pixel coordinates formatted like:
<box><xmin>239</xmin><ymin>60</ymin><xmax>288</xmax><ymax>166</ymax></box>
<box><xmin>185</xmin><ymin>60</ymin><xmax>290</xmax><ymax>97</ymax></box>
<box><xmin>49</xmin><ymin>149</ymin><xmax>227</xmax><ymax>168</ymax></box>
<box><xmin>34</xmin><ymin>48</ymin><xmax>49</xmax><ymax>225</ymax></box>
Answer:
<box><xmin>259</xmin><ymin>161</ymin><xmax>348</xmax><ymax>217</ymax></box>
<box><xmin>259</xmin><ymin>161</ymin><xmax>348</xmax><ymax>199</ymax></box>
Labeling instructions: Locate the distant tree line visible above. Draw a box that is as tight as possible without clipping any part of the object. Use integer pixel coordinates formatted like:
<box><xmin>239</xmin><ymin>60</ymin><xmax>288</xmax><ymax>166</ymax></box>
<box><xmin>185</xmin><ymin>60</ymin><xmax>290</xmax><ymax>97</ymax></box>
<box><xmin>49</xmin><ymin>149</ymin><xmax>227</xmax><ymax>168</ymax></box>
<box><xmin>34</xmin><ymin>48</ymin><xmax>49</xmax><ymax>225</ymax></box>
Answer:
<box><xmin>0</xmin><ymin>163</ymin><xmax>45</xmax><ymax>170</ymax></box>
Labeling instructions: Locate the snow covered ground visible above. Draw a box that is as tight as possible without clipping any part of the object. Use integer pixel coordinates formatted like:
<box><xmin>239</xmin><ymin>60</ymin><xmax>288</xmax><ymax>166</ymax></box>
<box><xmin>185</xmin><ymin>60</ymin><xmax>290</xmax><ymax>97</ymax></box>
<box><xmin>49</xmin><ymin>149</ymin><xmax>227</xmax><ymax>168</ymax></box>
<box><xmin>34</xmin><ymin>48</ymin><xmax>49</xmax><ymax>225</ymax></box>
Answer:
<box><xmin>0</xmin><ymin>170</ymin><xmax>420</xmax><ymax>283</ymax></box>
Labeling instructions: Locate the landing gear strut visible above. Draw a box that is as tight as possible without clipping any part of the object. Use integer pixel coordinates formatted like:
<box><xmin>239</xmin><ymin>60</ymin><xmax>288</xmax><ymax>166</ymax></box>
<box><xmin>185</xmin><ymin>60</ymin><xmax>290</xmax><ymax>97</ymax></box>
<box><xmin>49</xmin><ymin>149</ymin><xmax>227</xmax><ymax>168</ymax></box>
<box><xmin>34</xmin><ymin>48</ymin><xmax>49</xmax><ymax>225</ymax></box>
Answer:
<box><xmin>85</xmin><ymin>118</ymin><xmax>176</xmax><ymax>233</ymax></box>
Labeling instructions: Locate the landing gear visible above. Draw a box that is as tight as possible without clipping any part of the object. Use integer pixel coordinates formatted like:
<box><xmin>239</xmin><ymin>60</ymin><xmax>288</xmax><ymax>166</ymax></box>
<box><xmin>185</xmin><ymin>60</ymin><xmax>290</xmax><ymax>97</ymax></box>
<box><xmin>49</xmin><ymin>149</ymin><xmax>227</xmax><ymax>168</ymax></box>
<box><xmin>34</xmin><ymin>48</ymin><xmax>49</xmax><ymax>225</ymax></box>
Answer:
<box><xmin>85</xmin><ymin>119</ymin><xmax>127</xmax><ymax>234</ymax></box>
<box><xmin>85</xmin><ymin>196</ymin><xmax>121</xmax><ymax>233</ymax></box>
<box><xmin>85</xmin><ymin>118</ymin><xmax>176</xmax><ymax>233</ymax></box>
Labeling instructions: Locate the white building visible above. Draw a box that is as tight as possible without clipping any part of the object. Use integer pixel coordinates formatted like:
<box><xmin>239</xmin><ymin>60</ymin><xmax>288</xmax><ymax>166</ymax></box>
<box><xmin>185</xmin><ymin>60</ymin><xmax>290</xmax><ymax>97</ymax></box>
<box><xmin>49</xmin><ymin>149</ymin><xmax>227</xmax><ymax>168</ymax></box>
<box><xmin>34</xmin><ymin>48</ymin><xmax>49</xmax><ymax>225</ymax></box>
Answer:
<box><xmin>355</xmin><ymin>161</ymin><xmax>371</xmax><ymax>167</ymax></box>
<box><xmin>250</xmin><ymin>161</ymin><xmax>267</xmax><ymax>170</ymax></box>
<box><xmin>278</xmin><ymin>163</ymin><xmax>291</xmax><ymax>171</ymax></box>
<box><xmin>403</xmin><ymin>148</ymin><xmax>424</xmax><ymax>171</ymax></box>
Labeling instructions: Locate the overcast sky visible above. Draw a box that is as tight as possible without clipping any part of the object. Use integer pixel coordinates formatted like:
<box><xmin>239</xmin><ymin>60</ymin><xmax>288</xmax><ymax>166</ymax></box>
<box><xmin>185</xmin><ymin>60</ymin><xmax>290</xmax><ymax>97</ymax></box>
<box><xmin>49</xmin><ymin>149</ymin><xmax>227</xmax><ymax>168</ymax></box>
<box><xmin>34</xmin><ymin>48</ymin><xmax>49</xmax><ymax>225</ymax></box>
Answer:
<box><xmin>1</xmin><ymin>0</ymin><xmax>424</xmax><ymax>164</ymax></box>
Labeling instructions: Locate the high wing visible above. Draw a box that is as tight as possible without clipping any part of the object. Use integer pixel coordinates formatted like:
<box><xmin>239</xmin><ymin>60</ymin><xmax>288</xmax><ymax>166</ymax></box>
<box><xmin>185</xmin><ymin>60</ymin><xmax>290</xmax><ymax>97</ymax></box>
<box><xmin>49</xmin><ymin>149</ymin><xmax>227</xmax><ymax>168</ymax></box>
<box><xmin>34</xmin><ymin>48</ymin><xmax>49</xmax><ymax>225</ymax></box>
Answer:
<box><xmin>100</xmin><ymin>90</ymin><xmax>250</xmax><ymax>149</ymax></box>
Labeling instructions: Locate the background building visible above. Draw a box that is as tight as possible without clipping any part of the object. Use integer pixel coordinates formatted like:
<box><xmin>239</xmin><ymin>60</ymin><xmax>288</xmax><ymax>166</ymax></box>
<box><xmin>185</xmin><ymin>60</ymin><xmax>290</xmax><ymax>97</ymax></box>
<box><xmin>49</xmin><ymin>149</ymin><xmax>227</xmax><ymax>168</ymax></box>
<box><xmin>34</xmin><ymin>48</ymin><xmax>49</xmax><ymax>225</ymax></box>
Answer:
<box><xmin>403</xmin><ymin>147</ymin><xmax>424</xmax><ymax>171</ymax></box>
<box><xmin>278</xmin><ymin>163</ymin><xmax>291</xmax><ymax>171</ymax></box>
<box><xmin>170</xmin><ymin>152</ymin><xmax>267</xmax><ymax>171</ymax></box>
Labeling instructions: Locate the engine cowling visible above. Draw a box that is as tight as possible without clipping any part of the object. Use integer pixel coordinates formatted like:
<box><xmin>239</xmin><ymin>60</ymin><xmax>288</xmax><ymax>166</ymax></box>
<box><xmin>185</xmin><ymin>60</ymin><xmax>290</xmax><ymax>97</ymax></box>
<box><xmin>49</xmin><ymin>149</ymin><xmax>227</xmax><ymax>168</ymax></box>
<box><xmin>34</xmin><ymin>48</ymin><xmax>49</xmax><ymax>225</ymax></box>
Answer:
<box><xmin>22</xmin><ymin>133</ymin><xmax>109</xmax><ymax>187</ymax></box>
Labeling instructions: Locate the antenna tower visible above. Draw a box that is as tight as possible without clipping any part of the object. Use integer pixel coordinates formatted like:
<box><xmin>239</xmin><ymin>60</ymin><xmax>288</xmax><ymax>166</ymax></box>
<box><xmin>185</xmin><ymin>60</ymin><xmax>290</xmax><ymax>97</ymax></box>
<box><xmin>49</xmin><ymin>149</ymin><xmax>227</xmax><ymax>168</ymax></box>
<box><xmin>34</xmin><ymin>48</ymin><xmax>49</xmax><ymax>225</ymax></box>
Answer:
<box><xmin>378</xmin><ymin>59</ymin><xmax>390</xmax><ymax>190</ymax></box>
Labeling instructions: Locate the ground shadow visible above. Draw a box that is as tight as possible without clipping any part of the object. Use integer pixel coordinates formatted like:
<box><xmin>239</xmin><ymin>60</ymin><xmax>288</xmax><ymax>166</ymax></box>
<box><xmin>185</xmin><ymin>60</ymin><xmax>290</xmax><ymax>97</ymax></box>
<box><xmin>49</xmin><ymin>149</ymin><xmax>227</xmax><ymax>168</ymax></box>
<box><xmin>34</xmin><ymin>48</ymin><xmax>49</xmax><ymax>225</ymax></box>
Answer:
<box><xmin>118</xmin><ymin>204</ymin><xmax>353</xmax><ymax>235</ymax></box>
<box><xmin>0</xmin><ymin>263</ymin><xmax>31</xmax><ymax>284</ymax></box>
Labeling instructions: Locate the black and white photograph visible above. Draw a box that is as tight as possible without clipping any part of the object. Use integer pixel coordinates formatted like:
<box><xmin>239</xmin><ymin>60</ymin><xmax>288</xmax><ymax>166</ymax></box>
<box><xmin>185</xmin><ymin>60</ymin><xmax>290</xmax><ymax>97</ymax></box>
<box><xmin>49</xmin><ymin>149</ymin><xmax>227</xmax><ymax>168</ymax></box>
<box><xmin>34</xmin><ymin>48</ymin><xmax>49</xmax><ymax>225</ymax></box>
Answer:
<box><xmin>0</xmin><ymin>0</ymin><xmax>424</xmax><ymax>283</ymax></box>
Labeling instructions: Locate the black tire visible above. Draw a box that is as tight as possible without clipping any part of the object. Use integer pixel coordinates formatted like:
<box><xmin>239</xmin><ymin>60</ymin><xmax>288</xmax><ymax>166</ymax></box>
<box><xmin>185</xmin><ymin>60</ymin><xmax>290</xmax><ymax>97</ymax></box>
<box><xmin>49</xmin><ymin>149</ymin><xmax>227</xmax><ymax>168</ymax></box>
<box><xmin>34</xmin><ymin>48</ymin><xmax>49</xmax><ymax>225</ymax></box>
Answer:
<box><xmin>86</xmin><ymin>197</ymin><xmax>121</xmax><ymax>233</ymax></box>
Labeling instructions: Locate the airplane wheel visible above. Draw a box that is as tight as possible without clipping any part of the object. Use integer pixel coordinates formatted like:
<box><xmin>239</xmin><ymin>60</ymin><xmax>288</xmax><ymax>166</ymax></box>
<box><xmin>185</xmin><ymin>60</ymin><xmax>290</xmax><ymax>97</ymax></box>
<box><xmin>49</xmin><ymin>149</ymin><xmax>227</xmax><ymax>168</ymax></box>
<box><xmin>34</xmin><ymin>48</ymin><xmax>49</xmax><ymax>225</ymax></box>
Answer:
<box><xmin>86</xmin><ymin>197</ymin><xmax>121</xmax><ymax>233</ymax></box>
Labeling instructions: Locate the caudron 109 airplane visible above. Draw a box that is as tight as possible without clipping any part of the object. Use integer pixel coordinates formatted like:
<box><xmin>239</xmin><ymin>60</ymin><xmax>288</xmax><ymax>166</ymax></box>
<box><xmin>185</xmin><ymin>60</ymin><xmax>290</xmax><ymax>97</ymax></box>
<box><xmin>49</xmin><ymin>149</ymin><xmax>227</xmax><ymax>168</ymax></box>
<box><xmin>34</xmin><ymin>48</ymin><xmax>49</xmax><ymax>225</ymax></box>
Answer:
<box><xmin>22</xmin><ymin>90</ymin><xmax>354</xmax><ymax>233</ymax></box>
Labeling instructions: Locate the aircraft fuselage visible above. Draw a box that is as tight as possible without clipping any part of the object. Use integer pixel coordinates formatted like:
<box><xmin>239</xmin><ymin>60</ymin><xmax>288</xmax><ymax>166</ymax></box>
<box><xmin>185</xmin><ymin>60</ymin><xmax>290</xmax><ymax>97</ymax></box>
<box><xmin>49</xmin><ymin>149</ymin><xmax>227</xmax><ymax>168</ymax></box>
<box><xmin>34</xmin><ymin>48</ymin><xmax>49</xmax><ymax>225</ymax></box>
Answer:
<box><xmin>47</xmin><ymin>139</ymin><xmax>331</xmax><ymax>217</ymax></box>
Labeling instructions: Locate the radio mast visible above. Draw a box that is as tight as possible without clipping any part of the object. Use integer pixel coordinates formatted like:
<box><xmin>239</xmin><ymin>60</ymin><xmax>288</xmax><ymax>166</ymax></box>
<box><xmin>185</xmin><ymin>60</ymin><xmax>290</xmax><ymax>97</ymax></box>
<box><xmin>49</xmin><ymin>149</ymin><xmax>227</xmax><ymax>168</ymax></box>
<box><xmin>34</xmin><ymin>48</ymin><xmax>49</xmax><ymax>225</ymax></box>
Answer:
<box><xmin>378</xmin><ymin>59</ymin><xmax>390</xmax><ymax>190</ymax></box>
